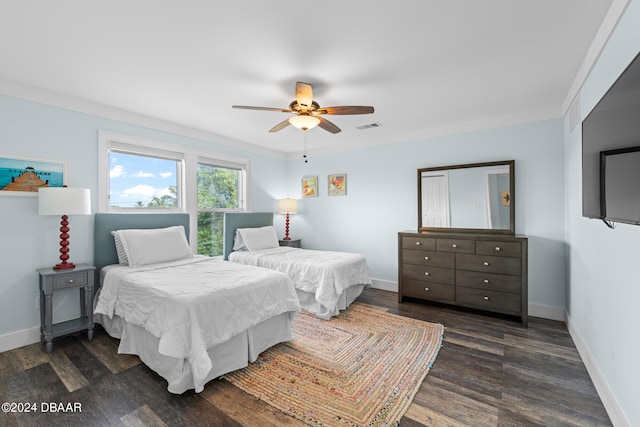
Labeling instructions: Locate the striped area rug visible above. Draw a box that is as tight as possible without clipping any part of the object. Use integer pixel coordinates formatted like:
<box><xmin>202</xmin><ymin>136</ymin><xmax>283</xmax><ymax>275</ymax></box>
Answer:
<box><xmin>223</xmin><ymin>303</ymin><xmax>444</xmax><ymax>426</ymax></box>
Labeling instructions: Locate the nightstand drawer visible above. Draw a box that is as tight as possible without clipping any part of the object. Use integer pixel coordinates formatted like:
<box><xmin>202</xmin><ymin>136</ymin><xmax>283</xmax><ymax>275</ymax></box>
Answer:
<box><xmin>53</xmin><ymin>273</ymin><xmax>88</xmax><ymax>290</ymax></box>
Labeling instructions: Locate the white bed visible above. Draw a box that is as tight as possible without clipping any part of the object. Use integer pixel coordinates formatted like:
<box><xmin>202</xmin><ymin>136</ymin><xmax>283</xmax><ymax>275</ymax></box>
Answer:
<box><xmin>223</xmin><ymin>212</ymin><xmax>371</xmax><ymax>320</ymax></box>
<box><xmin>93</xmin><ymin>213</ymin><xmax>300</xmax><ymax>394</ymax></box>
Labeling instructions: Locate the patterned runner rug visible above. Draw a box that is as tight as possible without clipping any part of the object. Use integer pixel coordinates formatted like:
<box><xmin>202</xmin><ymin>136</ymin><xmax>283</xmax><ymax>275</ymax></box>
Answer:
<box><xmin>223</xmin><ymin>303</ymin><xmax>444</xmax><ymax>426</ymax></box>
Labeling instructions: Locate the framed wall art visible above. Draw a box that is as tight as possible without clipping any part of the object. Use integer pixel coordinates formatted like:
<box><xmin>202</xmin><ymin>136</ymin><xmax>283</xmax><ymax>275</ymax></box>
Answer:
<box><xmin>0</xmin><ymin>155</ymin><xmax>68</xmax><ymax>197</ymax></box>
<box><xmin>301</xmin><ymin>176</ymin><xmax>318</xmax><ymax>198</ymax></box>
<box><xmin>328</xmin><ymin>173</ymin><xmax>347</xmax><ymax>196</ymax></box>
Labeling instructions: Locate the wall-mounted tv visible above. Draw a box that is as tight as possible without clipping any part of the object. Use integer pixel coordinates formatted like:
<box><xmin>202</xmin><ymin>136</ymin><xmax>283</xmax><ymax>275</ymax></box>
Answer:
<box><xmin>600</xmin><ymin>146</ymin><xmax>640</xmax><ymax>225</ymax></box>
<box><xmin>582</xmin><ymin>51</ymin><xmax>640</xmax><ymax>225</ymax></box>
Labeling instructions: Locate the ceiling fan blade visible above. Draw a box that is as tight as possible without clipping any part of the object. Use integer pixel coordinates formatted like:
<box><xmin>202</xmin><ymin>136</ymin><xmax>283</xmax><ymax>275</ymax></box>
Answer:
<box><xmin>317</xmin><ymin>116</ymin><xmax>341</xmax><ymax>134</ymax></box>
<box><xmin>315</xmin><ymin>106</ymin><xmax>374</xmax><ymax>115</ymax></box>
<box><xmin>295</xmin><ymin>82</ymin><xmax>314</xmax><ymax>110</ymax></box>
<box><xmin>268</xmin><ymin>118</ymin><xmax>292</xmax><ymax>133</ymax></box>
<box><xmin>232</xmin><ymin>105</ymin><xmax>292</xmax><ymax>113</ymax></box>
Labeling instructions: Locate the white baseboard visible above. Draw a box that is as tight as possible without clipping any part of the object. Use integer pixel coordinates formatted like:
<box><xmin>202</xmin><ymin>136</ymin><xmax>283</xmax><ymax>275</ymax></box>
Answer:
<box><xmin>370</xmin><ymin>278</ymin><xmax>397</xmax><ymax>292</ymax></box>
<box><xmin>0</xmin><ymin>326</ymin><xmax>40</xmax><ymax>353</ymax></box>
<box><xmin>528</xmin><ymin>302</ymin><xmax>565</xmax><ymax>321</ymax></box>
<box><xmin>565</xmin><ymin>313</ymin><xmax>629</xmax><ymax>427</ymax></box>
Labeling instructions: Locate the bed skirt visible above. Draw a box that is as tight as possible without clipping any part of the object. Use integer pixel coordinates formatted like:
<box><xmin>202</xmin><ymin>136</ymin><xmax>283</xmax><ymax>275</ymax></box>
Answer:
<box><xmin>94</xmin><ymin>311</ymin><xmax>294</xmax><ymax>394</ymax></box>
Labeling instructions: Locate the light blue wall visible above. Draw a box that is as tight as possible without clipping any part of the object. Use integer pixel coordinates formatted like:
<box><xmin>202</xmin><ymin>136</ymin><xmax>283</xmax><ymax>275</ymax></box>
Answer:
<box><xmin>0</xmin><ymin>95</ymin><xmax>287</xmax><ymax>337</ymax></box>
<box><xmin>564</xmin><ymin>0</ymin><xmax>640</xmax><ymax>425</ymax></box>
<box><xmin>287</xmin><ymin>118</ymin><xmax>566</xmax><ymax>311</ymax></box>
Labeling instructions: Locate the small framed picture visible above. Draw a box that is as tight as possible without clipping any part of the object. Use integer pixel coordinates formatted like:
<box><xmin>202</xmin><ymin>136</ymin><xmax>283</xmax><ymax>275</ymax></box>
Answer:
<box><xmin>0</xmin><ymin>155</ymin><xmax>68</xmax><ymax>197</ymax></box>
<box><xmin>301</xmin><ymin>176</ymin><xmax>318</xmax><ymax>198</ymax></box>
<box><xmin>328</xmin><ymin>173</ymin><xmax>347</xmax><ymax>196</ymax></box>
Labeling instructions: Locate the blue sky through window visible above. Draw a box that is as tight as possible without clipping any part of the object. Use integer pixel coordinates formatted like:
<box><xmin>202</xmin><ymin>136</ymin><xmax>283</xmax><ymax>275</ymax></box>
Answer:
<box><xmin>109</xmin><ymin>152</ymin><xmax>177</xmax><ymax>207</ymax></box>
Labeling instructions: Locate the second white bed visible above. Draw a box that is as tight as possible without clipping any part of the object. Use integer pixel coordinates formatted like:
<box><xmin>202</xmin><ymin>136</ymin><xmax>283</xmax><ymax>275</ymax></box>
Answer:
<box><xmin>229</xmin><ymin>246</ymin><xmax>370</xmax><ymax>319</ymax></box>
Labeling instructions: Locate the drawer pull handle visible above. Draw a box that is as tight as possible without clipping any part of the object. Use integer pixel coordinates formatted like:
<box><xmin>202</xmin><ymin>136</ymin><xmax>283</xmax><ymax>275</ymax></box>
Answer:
<box><xmin>424</xmin><ymin>287</ymin><xmax>430</xmax><ymax>292</ymax></box>
<box><xmin>483</xmin><ymin>296</ymin><xmax>490</xmax><ymax>301</ymax></box>
<box><xmin>424</xmin><ymin>272</ymin><xmax>430</xmax><ymax>276</ymax></box>
<box><xmin>452</xmin><ymin>244</ymin><xmax>458</xmax><ymax>248</ymax></box>
<box><xmin>415</xmin><ymin>241</ymin><xmax>421</xmax><ymax>246</ymax></box>
<box><xmin>424</xmin><ymin>256</ymin><xmax>430</xmax><ymax>260</ymax></box>
<box><xmin>484</xmin><ymin>279</ymin><xmax>489</xmax><ymax>284</ymax></box>
<box><xmin>68</xmin><ymin>279</ymin><xmax>74</xmax><ymax>283</ymax></box>
<box><xmin>495</xmin><ymin>246</ymin><xmax>501</xmax><ymax>251</ymax></box>
<box><xmin>483</xmin><ymin>261</ymin><xmax>490</xmax><ymax>266</ymax></box>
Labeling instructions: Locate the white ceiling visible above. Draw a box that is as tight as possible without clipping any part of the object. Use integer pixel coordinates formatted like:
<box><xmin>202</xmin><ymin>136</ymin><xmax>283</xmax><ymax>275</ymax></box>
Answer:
<box><xmin>0</xmin><ymin>1</ymin><xmax>622</xmax><ymax>157</ymax></box>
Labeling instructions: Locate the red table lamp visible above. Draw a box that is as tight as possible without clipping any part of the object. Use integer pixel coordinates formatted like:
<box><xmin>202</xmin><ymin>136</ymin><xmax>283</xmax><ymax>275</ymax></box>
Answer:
<box><xmin>38</xmin><ymin>187</ymin><xmax>91</xmax><ymax>270</ymax></box>
<box><xmin>278</xmin><ymin>198</ymin><xmax>298</xmax><ymax>240</ymax></box>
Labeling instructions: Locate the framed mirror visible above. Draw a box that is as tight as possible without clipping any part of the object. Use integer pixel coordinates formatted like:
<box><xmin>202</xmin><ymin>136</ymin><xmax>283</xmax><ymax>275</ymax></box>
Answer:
<box><xmin>418</xmin><ymin>160</ymin><xmax>515</xmax><ymax>234</ymax></box>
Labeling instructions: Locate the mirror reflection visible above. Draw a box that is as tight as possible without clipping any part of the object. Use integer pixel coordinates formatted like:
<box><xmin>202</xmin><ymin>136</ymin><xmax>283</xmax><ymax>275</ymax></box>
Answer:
<box><xmin>418</xmin><ymin>160</ymin><xmax>515</xmax><ymax>234</ymax></box>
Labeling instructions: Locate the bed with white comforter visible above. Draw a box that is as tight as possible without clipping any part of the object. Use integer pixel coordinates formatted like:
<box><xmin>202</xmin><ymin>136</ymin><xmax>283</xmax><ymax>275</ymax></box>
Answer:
<box><xmin>223</xmin><ymin>214</ymin><xmax>371</xmax><ymax>319</ymax></box>
<box><xmin>229</xmin><ymin>247</ymin><xmax>370</xmax><ymax>319</ymax></box>
<box><xmin>93</xmin><ymin>213</ymin><xmax>300</xmax><ymax>394</ymax></box>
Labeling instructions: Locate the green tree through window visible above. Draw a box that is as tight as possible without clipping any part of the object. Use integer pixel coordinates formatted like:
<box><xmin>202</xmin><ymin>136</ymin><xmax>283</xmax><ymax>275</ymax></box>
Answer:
<box><xmin>197</xmin><ymin>164</ymin><xmax>241</xmax><ymax>256</ymax></box>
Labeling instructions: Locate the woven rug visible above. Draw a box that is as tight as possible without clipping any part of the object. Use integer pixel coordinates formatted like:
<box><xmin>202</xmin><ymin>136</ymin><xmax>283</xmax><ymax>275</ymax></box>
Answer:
<box><xmin>223</xmin><ymin>303</ymin><xmax>444</xmax><ymax>426</ymax></box>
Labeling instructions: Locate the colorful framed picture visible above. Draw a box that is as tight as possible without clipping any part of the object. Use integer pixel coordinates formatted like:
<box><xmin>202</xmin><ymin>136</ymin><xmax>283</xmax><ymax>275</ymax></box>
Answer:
<box><xmin>0</xmin><ymin>155</ymin><xmax>68</xmax><ymax>197</ymax></box>
<box><xmin>301</xmin><ymin>176</ymin><xmax>318</xmax><ymax>198</ymax></box>
<box><xmin>328</xmin><ymin>173</ymin><xmax>347</xmax><ymax>196</ymax></box>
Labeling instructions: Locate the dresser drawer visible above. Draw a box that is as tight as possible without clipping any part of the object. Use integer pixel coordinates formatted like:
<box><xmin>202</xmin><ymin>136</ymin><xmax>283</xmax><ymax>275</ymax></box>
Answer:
<box><xmin>456</xmin><ymin>287</ymin><xmax>521</xmax><ymax>314</ymax></box>
<box><xmin>403</xmin><ymin>279</ymin><xmax>455</xmax><ymax>302</ymax></box>
<box><xmin>402</xmin><ymin>236</ymin><xmax>436</xmax><ymax>250</ymax></box>
<box><xmin>476</xmin><ymin>240</ymin><xmax>522</xmax><ymax>257</ymax></box>
<box><xmin>402</xmin><ymin>264</ymin><xmax>455</xmax><ymax>285</ymax></box>
<box><xmin>402</xmin><ymin>250</ymin><xmax>454</xmax><ymax>268</ymax></box>
<box><xmin>456</xmin><ymin>270</ymin><xmax>521</xmax><ymax>294</ymax></box>
<box><xmin>436</xmin><ymin>238</ymin><xmax>475</xmax><ymax>254</ymax></box>
<box><xmin>456</xmin><ymin>254</ymin><xmax>521</xmax><ymax>276</ymax></box>
<box><xmin>53</xmin><ymin>273</ymin><xmax>88</xmax><ymax>290</ymax></box>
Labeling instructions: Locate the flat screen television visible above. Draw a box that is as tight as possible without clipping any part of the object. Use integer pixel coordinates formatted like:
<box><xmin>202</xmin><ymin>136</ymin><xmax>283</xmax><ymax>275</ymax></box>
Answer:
<box><xmin>600</xmin><ymin>146</ymin><xmax>640</xmax><ymax>225</ymax></box>
<box><xmin>582</xmin><ymin>51</ymin><xmax>640</xmax><ymax>225</ymax></box>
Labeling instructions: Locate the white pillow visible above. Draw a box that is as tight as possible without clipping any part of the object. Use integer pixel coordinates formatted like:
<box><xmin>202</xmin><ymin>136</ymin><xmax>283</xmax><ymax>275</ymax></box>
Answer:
<box><xmin>111</xmin><ymin>230</ymin><xmax>129</xmax><ymax>265</ymax></box>
<box><xmin>234</xmin><ymin>226</ymin><xmax>279</xmax><ymax>251</ymax></box>
<box><xmin>116</xmin><ymin>225</ymin><xmax>193</xmax><ymax>267</ymax></box>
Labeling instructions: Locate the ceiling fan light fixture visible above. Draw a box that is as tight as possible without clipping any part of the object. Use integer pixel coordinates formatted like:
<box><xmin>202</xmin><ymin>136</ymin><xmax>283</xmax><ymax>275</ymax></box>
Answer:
<box><xmin>289</xmin><ymin>114</ymin><xmax>320</xmax><ymax>131</ymax></box>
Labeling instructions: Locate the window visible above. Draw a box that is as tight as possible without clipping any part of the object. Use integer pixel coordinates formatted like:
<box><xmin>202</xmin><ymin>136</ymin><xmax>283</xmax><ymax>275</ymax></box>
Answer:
<box><xmin>196</xmin><ymin>161</ymin><xmax>244</xmax><ymax>256</ymax></box>
<box><xmin>107</xmin><ymin>150</ymin><xmax>182</xmax><ymax>210</ymax></box>
<box><xmin>99</xmin><ymin>131</ymin><xmax>249</xmax><ymax>256</ymax></box>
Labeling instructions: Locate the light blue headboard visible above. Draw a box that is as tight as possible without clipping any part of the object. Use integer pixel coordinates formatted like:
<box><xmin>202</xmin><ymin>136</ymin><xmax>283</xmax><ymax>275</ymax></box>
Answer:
<box><xmin>94</xmin><ymin>213</ymin><xmax>190</xmax><ymax>284</ymax></box>
<box><xmin>223</xmin><ymin>212</ymin><xmax>273</xmax><ymax>260</ymax></box>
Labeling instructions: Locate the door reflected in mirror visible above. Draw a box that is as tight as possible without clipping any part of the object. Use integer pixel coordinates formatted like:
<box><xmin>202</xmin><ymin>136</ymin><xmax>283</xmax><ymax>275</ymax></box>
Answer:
<box><xmin>418</xmin><ymin>160</ymin><xmax>515</xmax><ymax>234</ymax></box>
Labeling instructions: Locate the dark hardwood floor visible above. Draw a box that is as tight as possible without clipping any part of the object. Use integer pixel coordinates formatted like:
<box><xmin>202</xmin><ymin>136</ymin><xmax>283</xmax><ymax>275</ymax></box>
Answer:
<box><xmin>0</xmin><ymin>288</ymin><xmax>611</xmax><ymax>426</ymax></box>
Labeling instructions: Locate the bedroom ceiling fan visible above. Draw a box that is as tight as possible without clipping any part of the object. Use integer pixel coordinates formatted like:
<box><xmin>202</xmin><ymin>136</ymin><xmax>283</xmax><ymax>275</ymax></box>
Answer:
<box><xmin>232</xmin><ymin>81</ymin><xmax>374</xmax><ymax>134</ymax></box>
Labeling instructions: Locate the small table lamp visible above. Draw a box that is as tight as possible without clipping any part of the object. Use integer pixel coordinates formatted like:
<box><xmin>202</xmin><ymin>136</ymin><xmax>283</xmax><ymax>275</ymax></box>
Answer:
<box><xmin>38</xmin><ymin>187</ymin><xmax>91</xmax><ymax>270</ymax></box>
<box><xmin>278</xmin><ymin>198</ymin><xmax>298</xmax><ymax>240</ymax></box>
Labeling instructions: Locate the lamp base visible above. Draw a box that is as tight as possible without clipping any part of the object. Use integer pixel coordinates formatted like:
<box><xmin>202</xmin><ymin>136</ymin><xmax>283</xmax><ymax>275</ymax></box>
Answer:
<box><xmin>52</xmin><ymin>214</ymin><xmax>76</xmax><ymax>270</ymax></box>
<box><xmin>283</xmin><ymin>213</ymin><xmax>291</xmax><ymax>240</ymax></box>
<box><xmin>53</xmin><ymin>262</ymin><xmax>76</xmax><ymax>270</ymax></box>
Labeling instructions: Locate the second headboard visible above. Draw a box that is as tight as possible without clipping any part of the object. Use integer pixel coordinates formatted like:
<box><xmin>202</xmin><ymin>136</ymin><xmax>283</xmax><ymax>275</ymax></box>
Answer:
<box><xmin>223</xmin><ymin>212</ymin><xmax>274</xmax><ymax>260</ymax></box>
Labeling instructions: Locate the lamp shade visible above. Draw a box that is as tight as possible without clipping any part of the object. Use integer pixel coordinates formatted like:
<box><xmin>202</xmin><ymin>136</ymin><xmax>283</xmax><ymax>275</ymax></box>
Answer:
<box><xmin>278</xmin><ymin>198</ymin><xmax>298</xmax><ymax>214</ymax></box>
<box><xmin>38</xmin><ymin>187</ymin><xmax>91</xmax><ymax>216</ymax></box>
<box><xmin>289</xmin><ymin>115</ymin><xmax>320</xmax><ymax>131</ymax></box>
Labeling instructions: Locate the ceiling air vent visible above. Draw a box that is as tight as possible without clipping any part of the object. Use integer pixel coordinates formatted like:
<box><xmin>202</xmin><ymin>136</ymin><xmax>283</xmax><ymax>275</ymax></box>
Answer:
<box><xmin>357</xmin><ymin>122</ymin><xmax>382</xmax><ymax>130</ymax></box>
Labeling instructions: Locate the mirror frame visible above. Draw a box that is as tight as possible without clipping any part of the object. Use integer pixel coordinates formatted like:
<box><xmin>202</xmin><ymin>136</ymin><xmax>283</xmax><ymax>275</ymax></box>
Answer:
<box><xmin>418</xmin><ymin>160</ymin><xmax>515</xmax><ymax>234</ymax></box>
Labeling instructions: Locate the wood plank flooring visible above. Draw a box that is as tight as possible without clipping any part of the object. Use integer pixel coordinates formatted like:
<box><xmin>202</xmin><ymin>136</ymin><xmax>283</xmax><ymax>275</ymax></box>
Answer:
<box><xmin>0</xmin><ymin>288</ymin><xmax>611</xmax><ymax>426</ymax></box>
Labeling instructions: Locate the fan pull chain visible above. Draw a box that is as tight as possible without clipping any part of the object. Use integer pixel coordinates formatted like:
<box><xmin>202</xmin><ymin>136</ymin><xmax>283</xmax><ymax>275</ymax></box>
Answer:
<box><xmin>303</xmin><ymin>134</ymin><xmax>308</xmax><ymax>163</ymax></box>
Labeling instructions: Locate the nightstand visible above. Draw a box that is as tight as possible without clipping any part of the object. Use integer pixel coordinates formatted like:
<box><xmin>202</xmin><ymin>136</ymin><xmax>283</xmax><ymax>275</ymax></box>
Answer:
<box><xmin>37</xmin><ymin>264</ymin><xmax>96</xmax><ymax>353</ymax></box>
<box><xmin>279</xmin><ymin>238</ymin><xmax>301</xmax><ymax>248</ymax></box>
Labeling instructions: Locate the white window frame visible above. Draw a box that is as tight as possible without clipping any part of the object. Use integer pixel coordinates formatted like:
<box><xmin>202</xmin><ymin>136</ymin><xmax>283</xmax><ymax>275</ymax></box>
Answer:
<box><xmin>98</xmin><ymin>130</ymin><xmax>250</xmax><ymax>249</ymax></box>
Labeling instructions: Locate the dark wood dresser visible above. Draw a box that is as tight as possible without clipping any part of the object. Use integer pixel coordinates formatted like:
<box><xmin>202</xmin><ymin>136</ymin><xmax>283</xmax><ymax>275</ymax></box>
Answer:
<box><xmin>398</xmin><ymin>231</ymin><xmax>528</xmax><ymax>326</ymax></box>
